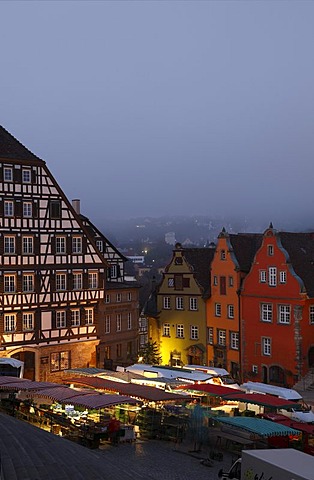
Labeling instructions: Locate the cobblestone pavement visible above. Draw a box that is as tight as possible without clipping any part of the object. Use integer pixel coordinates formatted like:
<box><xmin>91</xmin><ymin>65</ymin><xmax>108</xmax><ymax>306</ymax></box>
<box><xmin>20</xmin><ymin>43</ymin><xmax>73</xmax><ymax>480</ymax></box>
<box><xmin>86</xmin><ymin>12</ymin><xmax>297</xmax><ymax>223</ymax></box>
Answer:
<box><xmin>97</xmin><ymin>438</ymin><xmax>237</xmax><ymax>480</ymax></box>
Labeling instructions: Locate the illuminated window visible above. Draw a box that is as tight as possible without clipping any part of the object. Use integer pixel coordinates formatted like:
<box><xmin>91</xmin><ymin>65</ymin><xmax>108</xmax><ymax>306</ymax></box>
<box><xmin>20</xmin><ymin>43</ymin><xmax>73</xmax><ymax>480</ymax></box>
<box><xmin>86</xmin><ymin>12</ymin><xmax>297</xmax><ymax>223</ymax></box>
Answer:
<box><xmin>176</xmin><ymin>324</ymin><xmax>184</xmax><ymax>338</ymax></box>
<box><xmin>71</xmin><ymin>309</ymin><xmax>80</xmax><ymax>326</ymax></box>
<box><xmin>50</xmin><ymin>351</ymin><xmax>70</xmax><ymax>372</ymax></box>
<box><xmin>163</xmin><ymin>323</ymin><xmax>170</xmax><ymax>337</ymax></box>
<box><xmin>4</xmin><ymin>314</ymin><xmax>16</xmax><ymax>332</ymax></box>
<box><xmin>23</xmin><ymin>312</ymin><xmax>34</xmax><ymax>331</ymax></box>
<box><xmin>85</xmin><ymin>308</ymin><xmax>94</xmax><ymax>325</ymax></box>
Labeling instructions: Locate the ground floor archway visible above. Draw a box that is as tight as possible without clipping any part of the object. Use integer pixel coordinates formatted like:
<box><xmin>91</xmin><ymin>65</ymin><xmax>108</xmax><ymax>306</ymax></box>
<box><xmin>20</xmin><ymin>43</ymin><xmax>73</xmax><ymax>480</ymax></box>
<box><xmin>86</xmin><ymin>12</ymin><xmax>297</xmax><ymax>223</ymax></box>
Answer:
<box><xmin>12</xmin><ymin>351</ymin><xmax>36</xmax><ymax>380</ymax></box>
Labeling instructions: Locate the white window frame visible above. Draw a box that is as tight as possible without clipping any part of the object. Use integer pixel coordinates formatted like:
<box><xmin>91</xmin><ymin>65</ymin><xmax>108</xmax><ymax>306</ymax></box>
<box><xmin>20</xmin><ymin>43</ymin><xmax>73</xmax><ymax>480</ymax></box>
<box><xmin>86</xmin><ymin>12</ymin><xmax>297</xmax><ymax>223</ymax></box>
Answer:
<box><xmin>56</xmin><ymin>273</ymin><xmax>66</xmax><ymax>291</ymax></box>
<box><xmin>4</xmin><ymin>167</ymin><xmax>13</xmax><ymax>182</ymax></box>
<box><xmin>190</xmin><ymin>325</ymin><xmax>199</xmax><ymax>340</ymax></box>
<box><xmin>230</xmin><ymin>332</ymin><xmax>239</xmax><ymax>350</ymax></box>
<box><xmin>73</xmin><ymin>273</ymin><xmax>82</xmax><ymax>290</ymax></box>
<box><xmin>278</xmin><ymin>304</ymin><xmax>291</xmax><ymax>324</ymax></box>
<box><xmin>229</xmin><ymin>276</ymin><xmax>234</xmax><ymax>287</ymax></box>
<box><xmin>56</xmin><ymin>236</ymin><xmax>66</xmax><ymax>254</ymax></box>
<box><xmin>96</xmin><ymin>239</ymin><xmax>103</xmax><ymax>252</ymax></box>
<box><xmin>268</xmin><ymin>267</ymin><xmax>277</xmax><ymax>287</ymax></box>
<box><xmin>116</xmin><ymin>313</ymin><xmax>122</xmax><ymax>332</ymax></box>
<box><xmin>215</xmin><ymin>303</ymin><xmax>221</xmax><ymax>317</ymax></box>
<box><xmin>72</xmin><ymin>236</ymin><xmax>82</xmax><ymax>254</ymax></box>
<box><xmin>116</xmin><ymin>292</ymin><xmax>122</xmax><ymax>302</ymax></box>
<box><xmin>71</xmin><ymin>309</ymin><xmax>80</xmax><ymax>326</ymax></box>
<box><xmin>163</xmin><ymin>296</ymin><xmax>170</xmax><ymax>309</ymax></box>
<box><xmin>213</xmin><ymin>276</ymin><xmax>218</xmax><ymax>286</ymax></box>
<box><xmin>110</xmin><ymin>265</ymin><xmax>117</xmax><ymax>278</ymax></box>
<box><xmin>88</xmin><ymin>272</ymin><xmax>98</xmax><ymax>289</ymax></box>
<box><xmin>22</xmin><ymin>169</ymin><xmax>31</xmax><ymax>183</ymax></box>
<box><xmin>218</xmin><ymin>329</ymin><xmax>226</xmax><ymax>346</ymax></box>
<box><xmin>127</xmin><ymin>312</ymin><xmax>132</xmax><ymax>330</ymax></box>
<box><xmin>4</xmin><ymin>200</ymin><xmax>14</xmax><ymax>217</ymax></box>
<box><xmin>56</xmin><ymin>310</ymin><xmax>66</xmax><ymax>328</ymax></box>
<box><xmin>23</xmin><ymin>236</ymin><xmax>34</xmax><ymax>254</ymax></box>
<box><xmin>279</xmin><ymin>271</ymin><xmax>287</xmax><ymax>284</ymax></box>
<box><xmin>168</xmin><ymin>278</ymin><xmax>174</xmax><ymax>287</ymax></box>
<box><xmin>176</xmin><ymin>324</ymin><xmax>184</xmax><ymax>338</ymax></box>
<box><xmin>189</xmin><ymin>297</ymin><xmax>198</xmax><ymax>311</ymax></box>
<box><xmin>105</xmin><ymin>294</ymin><xmax>110</xmax><ymax>304</ymax></box>
<box><xmin>4</xmin><ymin>236</ymin><xmax>15</xmax><ymax>254</ymax></box>
<box><xmin>252</xmin><ymin>365</ymin><xmax>258</xmax><ymax>374</ymax></box>
<box><xmin>23</xmin><ymin>202</ymin><xmax>32</xmax><ymax>217</ymax></box>
<box><xmin>261</xmin><ymin>303</ymin><xmax>272</xmax><ymax>322</ymax></box>
<box><xmin>227</xmin><ymin>304</ymin><xmax>234</xmax><ymax>319</ymax></box>
<box><xmin>4</xmin><ymin>313</ymin><xmax>16</xmax><ymax>332</ymax></box>
<box><xmin>4</xmin><ymin>274</ymin><xmax>15</xmax><ymax>293</ymax></box>
<box><xmin>176</xmin><ymin>297</ymin><xmax>184</xmax><ymax>310</ymax></box>
<box><xmin>105</xmin><ymin>315</ymin><xmax>111</xmax><ymax>334</ymax></box>
<box><xmin>260</xmin><ymin>270</ymin><xmax>266</xmax><ymax>283</ymax></box>
<box><xmin>23</xmin><ymin>312</ymin><xmax>34</xmax><ymax>331</ymax></box>
<box><xmin>127</xmin><ymin>292</ymin><xmax>132</xmax><ymax>301</ymax></box>
<box><xmin>310</xmin><ymin>306</ymin><xmax>314</xmax><ymax>325</ymax></box>
<box><xmin>220</xmin><ymin>250</ymin><xmax>226</xmax><ymax>260</ymax></box>
<box><xmin>23</xmin><ymin>274</ymin><xmax>34</xmax><ymax>292</ymax></box>
<box><xmin>85</xmin><ymin>308</ymin><xmax>94</xmax><ymax>325</ymax></box>
<box><xmin>208</xmin><ymin>327</ymin><xmax>213</xmax><ymax>344</ymax></box>
<box><xmin>262</xmin><ymin>337</ymin><xmax>271</xmax><ymax>356</ymax></box>
<box><xmin>163</xmin><ymin>323</ymin><xmax>170</xmax><ymax>337</ymax></box>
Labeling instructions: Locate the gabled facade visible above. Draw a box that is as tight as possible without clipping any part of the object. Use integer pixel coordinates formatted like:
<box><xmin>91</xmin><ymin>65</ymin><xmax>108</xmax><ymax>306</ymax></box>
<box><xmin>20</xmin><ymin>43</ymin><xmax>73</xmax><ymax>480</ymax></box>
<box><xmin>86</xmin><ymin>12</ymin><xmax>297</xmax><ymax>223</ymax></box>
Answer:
<box><xmin>0</xmin><ymin>126</ymin><xmax>108</xmax><ymax>381</ymax></box>
<box><xmin>241</xmin><ymin>225</ymin><xmax>314</xmax><ymax>387</ymax></box>
<box><xmin>78</xmin><ymin>207</ymin><xmax>140</xmax><ymax>369</ymax></box>
<box><xmin>206</xmin><ymin>229</ymin><xmax>262</xmax><ymax>380</ymax></box>
<box><xmin>156</xmin><ymin>243</ymin><xmax>215</xmax><ymax>366</ymax></box>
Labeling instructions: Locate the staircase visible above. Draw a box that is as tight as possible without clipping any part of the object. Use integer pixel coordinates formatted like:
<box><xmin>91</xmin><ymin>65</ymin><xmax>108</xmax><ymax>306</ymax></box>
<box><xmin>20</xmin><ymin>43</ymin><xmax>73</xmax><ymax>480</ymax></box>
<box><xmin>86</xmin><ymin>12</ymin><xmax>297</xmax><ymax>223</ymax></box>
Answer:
<box><xmin>293</xmin><ymin>369</ymin><xmax>314</xmax><ymax>393</ymax></box>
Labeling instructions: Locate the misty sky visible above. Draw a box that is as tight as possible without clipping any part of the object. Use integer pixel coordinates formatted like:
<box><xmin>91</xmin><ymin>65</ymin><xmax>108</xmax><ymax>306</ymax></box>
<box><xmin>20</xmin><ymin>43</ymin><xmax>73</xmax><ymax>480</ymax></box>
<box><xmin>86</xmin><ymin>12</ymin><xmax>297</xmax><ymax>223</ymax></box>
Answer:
<box><xmin>1</xmin><ymin>1</ymin><xmax>314</xmax><ymax>227</ymax></box>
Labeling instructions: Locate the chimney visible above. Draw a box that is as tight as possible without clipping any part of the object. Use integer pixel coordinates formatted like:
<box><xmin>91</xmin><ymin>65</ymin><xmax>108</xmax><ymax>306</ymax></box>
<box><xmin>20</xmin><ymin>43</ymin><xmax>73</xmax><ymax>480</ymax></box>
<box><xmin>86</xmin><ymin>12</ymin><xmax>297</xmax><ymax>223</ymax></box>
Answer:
<box><xmin>72</xmin><ymin>199</ymin><xmax>80</xmax><ymax>215</ymax></box>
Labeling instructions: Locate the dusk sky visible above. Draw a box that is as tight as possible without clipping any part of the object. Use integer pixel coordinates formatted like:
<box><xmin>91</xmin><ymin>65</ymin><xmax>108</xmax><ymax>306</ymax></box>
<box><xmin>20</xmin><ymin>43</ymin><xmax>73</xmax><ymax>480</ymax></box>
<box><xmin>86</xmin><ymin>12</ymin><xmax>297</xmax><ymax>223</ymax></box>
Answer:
<box><xmin>1</xmin><ymin>1</ymin><xmax>314</xmax><ymax>227</ymax></box>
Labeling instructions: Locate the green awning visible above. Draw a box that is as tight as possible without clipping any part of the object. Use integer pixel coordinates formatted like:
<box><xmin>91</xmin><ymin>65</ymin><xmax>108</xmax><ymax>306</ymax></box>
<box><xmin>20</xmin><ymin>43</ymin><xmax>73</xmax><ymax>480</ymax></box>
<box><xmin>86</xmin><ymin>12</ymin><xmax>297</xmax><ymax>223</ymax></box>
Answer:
<box><xmin>216</xmin><ymin>416</ymin><xmax>301</xmax><ymax>438</ymax></box>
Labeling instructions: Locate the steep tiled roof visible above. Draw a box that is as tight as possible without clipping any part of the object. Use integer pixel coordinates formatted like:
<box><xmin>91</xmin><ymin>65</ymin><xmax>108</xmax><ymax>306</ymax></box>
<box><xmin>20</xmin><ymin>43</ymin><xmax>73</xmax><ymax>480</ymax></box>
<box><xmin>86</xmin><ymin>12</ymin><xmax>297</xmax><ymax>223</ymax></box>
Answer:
<box><xmin>183</xmin><ymin>247</ymin><xmax>215</xmax><ymax>294</ymax></box>
<box><xmin>0</xmin><ymin>125</ymin><xmax>44</xmax><ymax>163</ymax></box>
<box><xmin>229</xmin><ymin>233</ymin><xmax>263</xmax><ymax>272</ymax></box>
<box><xmin>279</xmin><ymin>232</ymin><xmax>314</xmax><ymax>297</ymax></box>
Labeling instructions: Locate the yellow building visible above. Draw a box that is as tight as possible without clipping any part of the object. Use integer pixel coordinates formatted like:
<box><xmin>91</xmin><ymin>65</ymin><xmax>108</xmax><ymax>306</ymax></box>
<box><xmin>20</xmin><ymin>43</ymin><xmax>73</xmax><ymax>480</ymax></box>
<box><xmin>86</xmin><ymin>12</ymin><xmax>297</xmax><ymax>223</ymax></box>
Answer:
<box><xmin>157</xmin><ymin>243</ymin><xmax>215</xmax><ymax>366</ymax></box>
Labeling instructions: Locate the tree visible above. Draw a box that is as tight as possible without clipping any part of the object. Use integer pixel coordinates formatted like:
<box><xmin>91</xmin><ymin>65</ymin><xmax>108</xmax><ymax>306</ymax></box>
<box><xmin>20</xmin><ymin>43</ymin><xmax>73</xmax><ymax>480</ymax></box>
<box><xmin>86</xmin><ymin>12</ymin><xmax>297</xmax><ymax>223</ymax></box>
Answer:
<box><xmin>138</xmin><ymin>341</ymin><xmax>162</xmax><ymax>365</ymax></box>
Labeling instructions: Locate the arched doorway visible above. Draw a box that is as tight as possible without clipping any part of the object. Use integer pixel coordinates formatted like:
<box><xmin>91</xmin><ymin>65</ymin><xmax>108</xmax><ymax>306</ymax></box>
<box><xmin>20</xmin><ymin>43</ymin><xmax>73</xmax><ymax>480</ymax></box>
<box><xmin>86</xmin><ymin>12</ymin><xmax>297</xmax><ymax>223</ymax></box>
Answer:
<box><xmin>12</xmin><ymin>351</ymin><xmax>35</xmax><ymax>380</ymax></box>
<box><xmin>308</xmin><ymin>347</ymin><xmax>314</xmax><ymax>368</ymax></box>
<box><xmin>269</xmin><ymin>365</ymin><xmax>285</xmax><ymax>385</ymax></box>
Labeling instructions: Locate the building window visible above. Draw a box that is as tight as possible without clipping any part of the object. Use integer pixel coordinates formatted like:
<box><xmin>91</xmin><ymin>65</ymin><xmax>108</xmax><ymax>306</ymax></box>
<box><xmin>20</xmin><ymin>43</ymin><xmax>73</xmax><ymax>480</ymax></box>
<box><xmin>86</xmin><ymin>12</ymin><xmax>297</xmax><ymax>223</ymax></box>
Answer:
<box><xmin>218</xmin><ymin>329</ymin><xmax>226</xmax><ymax>346</ymax></box>
<box><xmin>268</xmin><ymin>245</ymin><xmax>274</xmax><ymax>256</ymax></box>
<box><xmin>279</xmin><ymin>271</ymin><xmax>287</xmax><ymax>284</ymax></box>
<box><xmin>174</xmin><ymin>274</ymin><xmax>183</xmax><ymax>290</ymax></box>
<box><xmin>110</xmin><ymin>265</ymin><xmax>117</xmax><ymax>278</ymax></box>
<box><xmin>72</xmin><ymin>237</ymin><xmax>82</xmax><ymax>254</ymax></box>
<box><xmin>229</xmin><ymin>276</ymin><xmax>234</xmax><ymax>287</ymax></box>
<box><xmin>4</xmin><ymin>200</ymin><xmax>14</xmax><ymax>217</ymax></box>
<box><xmin>23</xmin><ymin>202</ymin><xmax>32</xmax><ymax>217</ymax></box>
<box><xmin>278</xmin><ymin>305</ymin><xmax>291</xmax><ymax>324</ymax></box>
<box><xmin>50</xmin><ymin>351</ymin><xmax>70</xmax><ymax>372</ymax></box>
<box><xmin>4</xmin><ymin>314</ymin><xmax>16</xmax><ymax>332</ymax></box>
<box><xmin>50</xmin><ymin>200</ymin><xmax>61</xmax><ymax>219</ymax></box>
<box><xmin>85</xmin><ymin>308</ymin><xmax>94</xmax><ymax>325</ymax></box>
<box><xmin>260</xmin><ymin>270</ymin><xmax>266</xmax><ymax>283</ymax></box>
<box><xmin>88</xmin><ymin>272</ymin><xmax>98</xmax><ymax>289</ymax></box>
<box><xmin>4</xmin><ymin>167</ymin><xmax>13</xmax><ymax>182</ymax></box>
<box><xmin>176</xmin><ymin>297</ymin><xmax>184</xmax><ymax>310</ymax></box>
<box><xmin>168</xmin><ymin>278</ymin><xmax>174</xmax><ymax>287</ymax></box>
<box><xmin>163</xmin><ymin>296</ymin><xmax>171</xmax><ymax>309</ymax></box>
<box><xmin>116</xmin><ymin>344</ymin><xmax>122</xmax><ymax>358</ymax></box>
<box><xmin>268</xmin><ymin>267</ymin><xmax>277</xmax><ymax>287</ymax></box>
<box><xmin>23</xmin><ymin>274</ymin><xmax>34</xmax><ymax>292</ymax></box>
<box><xmin>220</xmin><ymin>249</ymin><xmax>226</xmax><ymax>260</ymax></box>
<box><xmin>22</xmin><ymin>169</ymin><xmax>31</xmax><ymax>183</ymax></box>
<box><xmin>71</xmin><ymin>309</ymin><xmax>80</xmax><ymax>326</ymax></box>
<box><xmin>220</xmin><ymin>276</ymin><xmax>226</xmax><ymax>295</ymax></box>
<box><xmin>105</xmin><ymin>315</ymin><xmax>111</xmax><ymax>334</ymax></box>
<box><xmin>127</xmin><ymin>312</ymin><xmax>132</xmax><ymax>330</ymax></box>
<box><xmin>208</xmin><ymin>327</ymin><xmax>213</xmax><ymax>344</ymax></box>
<box><xmin>23</xmin><ymin>312</ymin><xmax>34</xmax><ymax>331</ymax></box>
<box><xmin>163</xmin><ymin>323</ymin><xmax>170</xmax><ymax>337</ymax></box>
<box><xmin>104</xmin><ymin>346</ymin><xmax>111</xmax><ymax>359</ymax></box>
<box><xmin>127</xmin><ymin>292</ymin><xmax>132</xmax><ymax>301</ymax></box>
<box><xmin>4</xmin><ymin>275</ymin><xmax>15</xmax><ymax>293</ymax></box>
<box><xmin>215</xmin><ymin>303</ymin><xmax>221</xmax><ymax>317</ymax></box>
<box><xmin>176</xmin><ymin>324</ymin><xmax>184</xmax><ymax>338</ymax></box>
<box><xmin>116</xmin><ymin>314</ymin><xmax>122</xmax><ymax>332</ymax></box>
<box><xmin>189</xmin><ymin>297</ymin><xmax>198</xmax><ymax>311</ymax></box>
<box><xmin>56</xmin><ymin>273</ymin><xmax>66</xmax><ymax>291</ymax></box>
<box><xmin>174</xmin><ymin>257</ymin><xmax>183</xmax><ymax>265</ymax></box>
<box><xmin>96</xmin><ymin>239</ymin><xmax>103</xmax><ymax>252</ymax></box>
<box><xmin>310</xmin><ymin>306</ymin><xmax>314</xmax><ymax>324</ymax></box>
<box><xmin>190</xmin><ymin>325</ymin><xmax>199</xmax><ymax>340</ymax></box>
<box><xmin>262</xmin><ymin>337</ymin><xmax>271</xmax><ymax>356</ymax></box>
<box><xmin>4</xmin><ymin>236</ymin><xmax>15</xmax><ymax>254</ymax></box>
<box><xmin>252</xmin><ymin>365</ymin><xmax>258</xmax><ymax>374</ymax></box>
<box><xmin>56</xmin><ymin>310</ymin><xmax>66</xmax><ymax>328</ymax></box>
<box><xmin>116</xmin><ymin>293</ymin><xmax>122</xmax><ymax>302</ymax></box>
<box><xmin>73</xmin><ymin>273</ymin><xmax>82</xmax><ymax>290</ymax></box>
<box><xmin>227</xmin><ymin>304</ymin><xmax>234</xmax><ymax>319</ymax></box>
<box><xmin>56</xmin><ymin>236</ymin><xmax>66</xmax><ymax>254</ymax></box>
<box><xmin>261</xmin><ymin>303</ymin><xmax>272</xmax><ymax>322</ymax></box>
<box><xmin>230</xmin><ymin>332</ymin><xmax>239</xmax><ymax>350</ymax></box>
<box><xmin>23</xmin><ymin>236</ymin><xmax>34</xmax><ymax>254</ymax></box>
<box><xmin>105</xmin><ymin>294</ymin><xmax>110</xmax><ymax>303</ymax></box>
<box><xmin>213</xmin><ymin>275</ymin><xmax>218</xmax><ymax>286</ymax></box>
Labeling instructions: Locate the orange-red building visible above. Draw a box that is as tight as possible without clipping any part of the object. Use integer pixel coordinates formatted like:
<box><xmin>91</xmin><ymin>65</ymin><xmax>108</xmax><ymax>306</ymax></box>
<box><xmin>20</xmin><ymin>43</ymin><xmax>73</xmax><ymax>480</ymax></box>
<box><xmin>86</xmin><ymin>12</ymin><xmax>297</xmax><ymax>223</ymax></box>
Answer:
<box><xmin>241</xmin><ymin>225</ymin><xmax>314</xmax><ymax>387</ymax></box>
<box><xmin>207</xmin><ymin>229</ymin><xmax>261</xmax><ymax>380</ymax></box>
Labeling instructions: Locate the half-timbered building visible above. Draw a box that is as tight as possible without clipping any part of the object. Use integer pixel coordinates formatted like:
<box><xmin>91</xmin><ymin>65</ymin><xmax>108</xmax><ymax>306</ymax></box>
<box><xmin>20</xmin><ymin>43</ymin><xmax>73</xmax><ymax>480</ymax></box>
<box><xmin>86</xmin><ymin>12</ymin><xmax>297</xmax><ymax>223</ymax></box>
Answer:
<box><xmin>0</xmin><ymin>126</ymin><xmax>108</xmax><ymax>381</ymax></box>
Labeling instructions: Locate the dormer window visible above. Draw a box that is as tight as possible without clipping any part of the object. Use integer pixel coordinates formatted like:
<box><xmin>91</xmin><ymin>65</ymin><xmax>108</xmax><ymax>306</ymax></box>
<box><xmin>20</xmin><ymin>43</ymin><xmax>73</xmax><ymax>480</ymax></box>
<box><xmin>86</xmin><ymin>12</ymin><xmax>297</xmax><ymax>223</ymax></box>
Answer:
<box><xmin>268</xmin><ymin>245</ymin><xmax>274</xmax><ymax>256</ymax></box>
<box><xmin>220</xmin><ymin>250</ymin><xmax>226</xmax><ymax>260</ymax></box>
<box><xmin>175</xmin><ymin>257</ymin><xmax>183</xmax><ymax>265</ymax></box>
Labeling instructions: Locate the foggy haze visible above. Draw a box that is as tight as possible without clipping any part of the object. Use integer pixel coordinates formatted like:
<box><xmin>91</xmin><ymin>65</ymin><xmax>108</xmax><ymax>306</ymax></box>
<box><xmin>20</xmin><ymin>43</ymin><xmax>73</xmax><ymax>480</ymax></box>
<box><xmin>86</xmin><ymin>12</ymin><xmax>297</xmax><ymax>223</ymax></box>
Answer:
<box><xmin>1</xmin><ymin>1</ymin><xmax>314</xmax><ymax>230</ymax></box>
